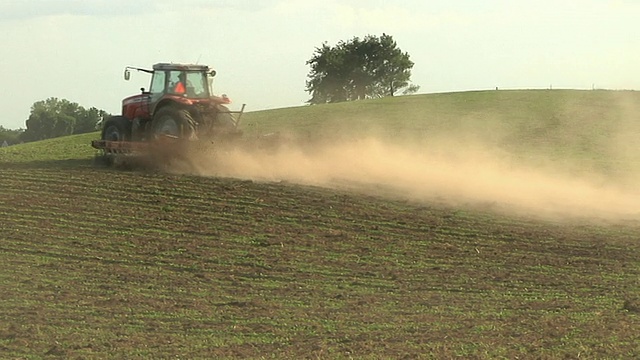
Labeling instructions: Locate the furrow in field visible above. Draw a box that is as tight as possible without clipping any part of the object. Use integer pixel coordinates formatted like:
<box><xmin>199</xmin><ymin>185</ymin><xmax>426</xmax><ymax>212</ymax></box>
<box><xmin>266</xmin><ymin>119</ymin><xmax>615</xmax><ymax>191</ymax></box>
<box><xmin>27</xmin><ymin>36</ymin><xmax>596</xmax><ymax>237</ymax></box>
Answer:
<box><xmin>1</xmin><ymin>173</ymin><xmax>284</xmax><ymax>214</ymax></box>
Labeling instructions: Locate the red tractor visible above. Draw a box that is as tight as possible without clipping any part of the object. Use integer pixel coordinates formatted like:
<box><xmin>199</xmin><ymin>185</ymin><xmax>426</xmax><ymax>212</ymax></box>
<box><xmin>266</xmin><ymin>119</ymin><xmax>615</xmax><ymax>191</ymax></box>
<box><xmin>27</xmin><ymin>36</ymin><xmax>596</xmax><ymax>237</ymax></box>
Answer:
<box><xmin>92</xmin><ymin>63</ymin><xmax>244</xmax><ymax>160</ymax></box>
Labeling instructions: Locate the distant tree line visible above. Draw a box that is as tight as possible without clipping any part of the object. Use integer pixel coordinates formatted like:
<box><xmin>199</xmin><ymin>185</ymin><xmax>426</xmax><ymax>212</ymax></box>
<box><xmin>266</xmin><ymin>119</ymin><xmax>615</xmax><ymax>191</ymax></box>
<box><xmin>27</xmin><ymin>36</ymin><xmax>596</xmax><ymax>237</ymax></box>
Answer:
<box><xmin>15</xmin><ymin>98</ymin><xmax>109</xmax><ymax>143</ymax></box>
<box><xmin>306</xmin><ymin>33</ymin><xmax>419</xmax><ymax>104</ymax></box>
<box><xmin>0</xmin><ymin>126</ymin><xmax>23</xmax><ymax>145</ymax></box>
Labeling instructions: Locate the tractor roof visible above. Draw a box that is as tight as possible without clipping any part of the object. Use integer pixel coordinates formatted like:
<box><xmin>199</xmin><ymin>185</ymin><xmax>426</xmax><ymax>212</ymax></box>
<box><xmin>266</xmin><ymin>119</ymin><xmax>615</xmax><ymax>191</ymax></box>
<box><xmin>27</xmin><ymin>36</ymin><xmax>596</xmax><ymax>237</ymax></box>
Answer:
<box><xmin>152</xmin><ymin>63</ymin><xmax>211</xmax><ymax>72</ymax></box>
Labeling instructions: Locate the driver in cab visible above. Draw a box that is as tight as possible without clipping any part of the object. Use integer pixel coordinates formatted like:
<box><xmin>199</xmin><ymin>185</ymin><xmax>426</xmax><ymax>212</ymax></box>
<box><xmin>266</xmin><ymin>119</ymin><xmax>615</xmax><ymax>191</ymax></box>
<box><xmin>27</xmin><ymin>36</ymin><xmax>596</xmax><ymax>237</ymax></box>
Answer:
<box><xmin>170</xmin><ymin>72</ymin><xmax>187</xmax><ymax>94</ymax></box>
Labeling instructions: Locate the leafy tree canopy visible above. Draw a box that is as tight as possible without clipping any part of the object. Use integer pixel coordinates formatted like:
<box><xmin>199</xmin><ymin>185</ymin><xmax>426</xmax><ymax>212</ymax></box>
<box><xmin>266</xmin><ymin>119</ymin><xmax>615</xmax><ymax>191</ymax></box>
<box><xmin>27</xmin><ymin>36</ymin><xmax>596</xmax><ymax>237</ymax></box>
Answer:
<box><xmin>306</xmin><ymin>33</ymin><xmax>419</xmax><ymax>104</ymax></box>
<box><xmin>21</xmin><ymin>98</ymin><xmax>109</xmax><ymax>142</ymax></box>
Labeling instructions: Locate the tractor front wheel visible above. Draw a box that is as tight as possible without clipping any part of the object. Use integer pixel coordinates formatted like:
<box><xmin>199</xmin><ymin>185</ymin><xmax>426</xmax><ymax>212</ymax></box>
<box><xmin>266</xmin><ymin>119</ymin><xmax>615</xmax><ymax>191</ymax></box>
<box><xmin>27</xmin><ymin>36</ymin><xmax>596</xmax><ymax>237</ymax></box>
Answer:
<box><xmin>97</xmin><ymin>116</ymin><xmax>132</xmax><ymax>166</ymax></box>
<box><xmin>101</xmin><ymin>116</ymin><xmax>131</xmax><ymax>142</ymax></box>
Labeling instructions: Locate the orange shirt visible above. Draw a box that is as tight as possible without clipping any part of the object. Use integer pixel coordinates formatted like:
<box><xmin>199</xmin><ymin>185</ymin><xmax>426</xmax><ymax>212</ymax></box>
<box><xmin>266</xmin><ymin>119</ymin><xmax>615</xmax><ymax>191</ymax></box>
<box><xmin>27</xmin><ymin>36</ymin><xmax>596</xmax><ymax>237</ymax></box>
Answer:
<box><xmin>174</xmin><ymin>82</ymin><xmax>185</xmax><ymax>94</ymax></box>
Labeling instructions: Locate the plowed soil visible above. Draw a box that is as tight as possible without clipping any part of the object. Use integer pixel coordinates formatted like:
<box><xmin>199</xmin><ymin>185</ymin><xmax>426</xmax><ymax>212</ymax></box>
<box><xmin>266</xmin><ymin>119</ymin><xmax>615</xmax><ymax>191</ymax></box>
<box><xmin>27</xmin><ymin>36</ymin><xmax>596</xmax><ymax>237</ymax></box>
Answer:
<box><xmin>1</xmin><ymin>159</ymin><xmax>639</xmax><ymax>359</ymax></box>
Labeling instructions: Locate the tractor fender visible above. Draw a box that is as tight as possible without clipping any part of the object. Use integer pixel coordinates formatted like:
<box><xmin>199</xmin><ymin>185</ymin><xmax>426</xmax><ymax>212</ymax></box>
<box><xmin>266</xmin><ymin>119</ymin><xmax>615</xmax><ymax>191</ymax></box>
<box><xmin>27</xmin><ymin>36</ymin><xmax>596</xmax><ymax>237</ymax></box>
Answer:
<box><xmin>152</xmin><ymin>99</ymin><xmax>192</xmax><ymax>118</ymax></box>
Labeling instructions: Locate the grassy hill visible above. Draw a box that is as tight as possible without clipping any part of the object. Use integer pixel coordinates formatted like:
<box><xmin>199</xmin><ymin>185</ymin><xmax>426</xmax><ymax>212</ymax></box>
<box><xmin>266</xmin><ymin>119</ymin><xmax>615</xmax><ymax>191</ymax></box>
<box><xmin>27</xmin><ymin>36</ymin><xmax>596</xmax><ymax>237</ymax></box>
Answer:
<box><xmin>1</xmin><ymin>90</ymin><xmax>640</xmax><ymax>359</ymax></box>
<box><xmin>245</xmin><ymin>89</ymin><xmax>640</xmax><ymax>159</ymax></box>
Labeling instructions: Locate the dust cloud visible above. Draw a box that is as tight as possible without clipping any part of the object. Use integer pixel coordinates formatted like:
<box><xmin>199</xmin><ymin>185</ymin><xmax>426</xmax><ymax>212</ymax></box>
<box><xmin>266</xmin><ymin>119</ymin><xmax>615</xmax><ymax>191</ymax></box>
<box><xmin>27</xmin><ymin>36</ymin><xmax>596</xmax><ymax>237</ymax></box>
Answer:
<box><xmin>180</xmin><ymin>132</ymin><xmax>640</xmax><ymax>222</ymax></box>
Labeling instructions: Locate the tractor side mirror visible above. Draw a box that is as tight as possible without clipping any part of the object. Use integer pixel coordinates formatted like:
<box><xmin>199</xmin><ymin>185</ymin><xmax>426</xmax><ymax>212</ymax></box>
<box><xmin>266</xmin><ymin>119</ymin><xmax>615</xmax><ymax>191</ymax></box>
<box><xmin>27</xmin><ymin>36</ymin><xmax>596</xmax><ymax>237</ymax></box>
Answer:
<box><xmin>209</xmin><ymin>70</ymin><xmax>217</xmax><ymax>78</ymax></box>
<box><xmin>124</xmin><ymin>69</ymin><xmax>131</xmax><ymax>81</ymax></box>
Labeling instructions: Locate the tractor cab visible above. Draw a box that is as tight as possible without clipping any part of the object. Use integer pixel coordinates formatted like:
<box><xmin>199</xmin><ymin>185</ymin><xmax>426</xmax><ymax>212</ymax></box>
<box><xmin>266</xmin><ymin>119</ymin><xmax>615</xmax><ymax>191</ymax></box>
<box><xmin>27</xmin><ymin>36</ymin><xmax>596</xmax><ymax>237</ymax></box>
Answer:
<box><xmin>146</xmin><ymin>63</ymin><xmax>215</xmax><ymax>99</ymax></box>
<box><xmin>122</xmin><ymin>63</ymin><xmax>225</xmax><ymax>121</ymax></box>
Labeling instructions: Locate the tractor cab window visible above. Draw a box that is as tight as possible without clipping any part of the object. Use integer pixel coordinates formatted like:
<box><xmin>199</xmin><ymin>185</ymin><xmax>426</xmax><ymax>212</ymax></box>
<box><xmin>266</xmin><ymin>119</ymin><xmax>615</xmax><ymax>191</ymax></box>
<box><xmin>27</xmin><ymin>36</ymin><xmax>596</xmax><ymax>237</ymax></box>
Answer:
<box><xmin>166</xmin><ymin>70</ymin><xmax>209</xmax><ymax>98</ymax></box>
<box><xmin>150</xmin><ymin>71</ymin><xmax>166</xmax><ymax>94</ymax></box>
<box><xmin>185</xmin><ymin>71</ymin><xmax>209</xmax><ymax>98</ymax></box>
<box><xmin>167</xmin><ymin>71</ymin><xmax>185</xmax><ymax>94</ymax></box>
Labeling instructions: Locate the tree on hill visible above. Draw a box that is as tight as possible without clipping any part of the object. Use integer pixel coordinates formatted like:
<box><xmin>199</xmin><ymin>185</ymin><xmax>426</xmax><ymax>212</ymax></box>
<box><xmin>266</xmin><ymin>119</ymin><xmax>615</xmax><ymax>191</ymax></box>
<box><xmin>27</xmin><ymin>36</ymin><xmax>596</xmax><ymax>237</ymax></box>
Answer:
<box><xmin>305</xmin><ymin>34</ymin><xmax>419</xmax><ymax>104</ymax></box>
<box><xmin>20</xmin><ymin>98</ymin><xmax>109</xmax><ymax>142</ymax></box>
<box><xmin>74</xmin><ymin>106</ymin><xmax>109</xmax><ymax>134</ymax></box>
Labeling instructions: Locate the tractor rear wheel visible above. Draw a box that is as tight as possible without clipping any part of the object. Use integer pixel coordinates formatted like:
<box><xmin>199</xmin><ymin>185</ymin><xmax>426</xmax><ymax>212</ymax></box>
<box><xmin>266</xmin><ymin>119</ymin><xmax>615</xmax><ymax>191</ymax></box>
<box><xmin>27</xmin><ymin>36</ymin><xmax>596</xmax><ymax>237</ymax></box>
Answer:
<box><xmin>197</xmin><ymin>104</ymin><xmax>241</xmax><ymax>143</ymax></box>
<box><xmin>215</xmin><ymin>104</ymin><xmax>238</xmax><ymax>130</ymax></box>
<box><xmin>152</xmin><ymin>107</ymin><xmax>197</xmax><ymax>140</ymax></box>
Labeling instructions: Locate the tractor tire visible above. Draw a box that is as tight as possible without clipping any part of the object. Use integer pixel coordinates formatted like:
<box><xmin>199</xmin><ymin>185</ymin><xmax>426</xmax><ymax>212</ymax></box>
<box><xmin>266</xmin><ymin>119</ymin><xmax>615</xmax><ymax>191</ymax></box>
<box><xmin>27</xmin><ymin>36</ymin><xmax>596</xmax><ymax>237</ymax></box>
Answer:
<box><xmin>200</xmin><ymin>104</ymin><xmax>241</xmax><ymax>143</ymax></box>
<box><xmin>101</xmin><ymin>116</ymin><xmax>131</xmax><ymax>142</ymax></box>
<box><xmin>152</xmin><ymin>107</ymin><xmax>197</xmax><ymax>140</ymax></box>
<box><xmin>215</xmin><ymin>104</ymin><xmax>238</xmax><ymax>129</ymax></box>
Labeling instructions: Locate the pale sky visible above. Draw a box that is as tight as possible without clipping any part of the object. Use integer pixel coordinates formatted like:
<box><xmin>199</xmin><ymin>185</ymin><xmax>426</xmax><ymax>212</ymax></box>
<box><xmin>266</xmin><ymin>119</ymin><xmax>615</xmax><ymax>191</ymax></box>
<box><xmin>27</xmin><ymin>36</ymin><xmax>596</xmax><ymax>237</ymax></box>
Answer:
<box><xmin>1</xmin><ymin>0</ymin><xmax>639</xmax><ymax>129</ymax></box>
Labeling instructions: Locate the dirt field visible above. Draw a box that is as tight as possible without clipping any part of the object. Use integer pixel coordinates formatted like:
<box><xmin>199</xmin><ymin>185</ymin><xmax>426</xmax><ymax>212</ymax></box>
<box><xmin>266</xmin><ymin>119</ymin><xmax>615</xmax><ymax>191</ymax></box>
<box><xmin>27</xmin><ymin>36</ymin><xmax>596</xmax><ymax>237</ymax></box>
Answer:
<box><xmin>1</xmin><ymin>158</ymin><xmax>639</xmax><ymax>358</ymax></box>
<box><xmin>2</xmin><ymin>90</ymin><xmax>640</xmax><ymax>358</ymax></box>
